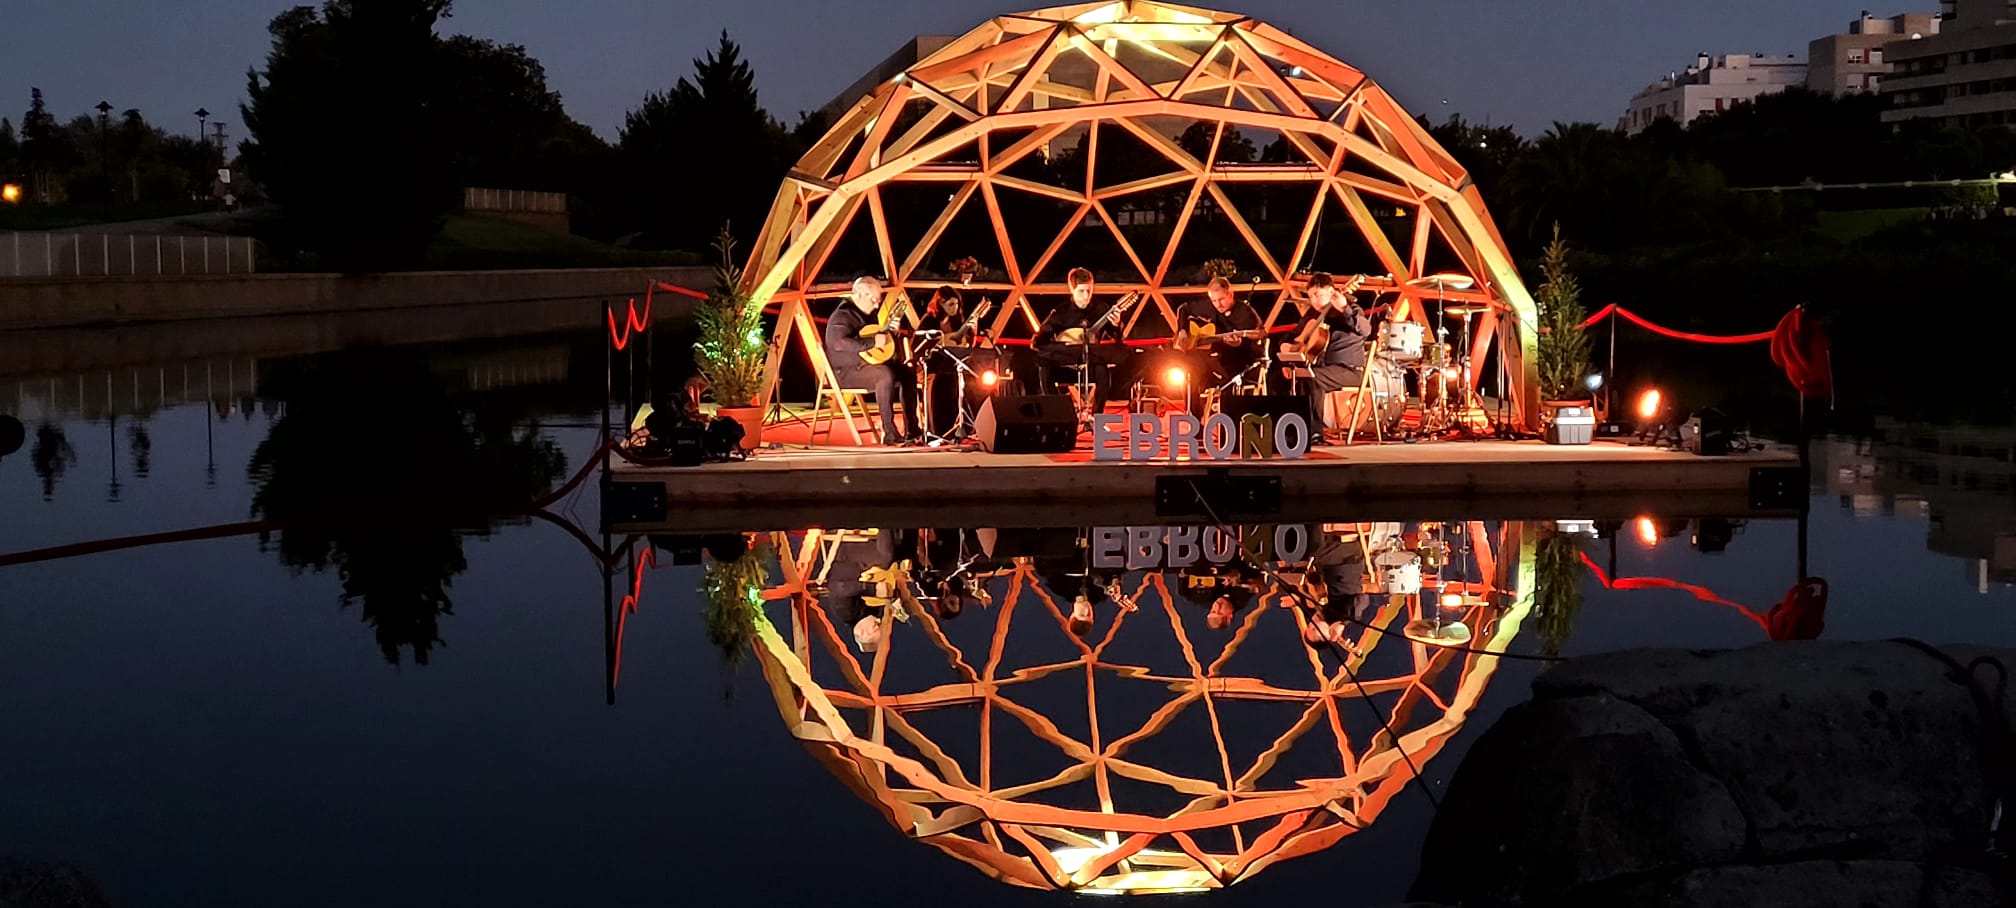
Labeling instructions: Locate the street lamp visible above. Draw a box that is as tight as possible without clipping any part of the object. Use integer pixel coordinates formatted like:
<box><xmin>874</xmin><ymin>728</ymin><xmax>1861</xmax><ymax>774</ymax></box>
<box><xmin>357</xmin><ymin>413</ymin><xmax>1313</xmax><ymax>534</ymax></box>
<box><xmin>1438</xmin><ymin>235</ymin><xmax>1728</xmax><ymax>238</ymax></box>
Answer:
<box><xmin>95</xmin><ymin>101</ymin><xmax>112</xmax><ymax>221</ymax></box>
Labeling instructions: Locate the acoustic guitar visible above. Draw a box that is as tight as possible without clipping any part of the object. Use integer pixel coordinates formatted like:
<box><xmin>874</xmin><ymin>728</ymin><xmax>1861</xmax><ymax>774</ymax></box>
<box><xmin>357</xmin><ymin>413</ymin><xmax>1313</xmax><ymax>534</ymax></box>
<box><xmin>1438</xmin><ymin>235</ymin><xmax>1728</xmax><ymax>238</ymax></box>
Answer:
<box><xmin>1054</xmin><ymin>291</ymin><xmax>1141</xmax><ymax>345</ymax></box>
<box><xmin>1288</xmin><ymin>273</ymin><xmax>1370</xmax><ymax>357</ymax></box>
<box><xmin>858</xmin><ymin>291</ymin><xmax>910</xmax><ymax>366</ymax></box>
<box><xmin>1173</xmin><ymin>322</ymin><xmax>1269</xmax><ymax>351</ymax></box>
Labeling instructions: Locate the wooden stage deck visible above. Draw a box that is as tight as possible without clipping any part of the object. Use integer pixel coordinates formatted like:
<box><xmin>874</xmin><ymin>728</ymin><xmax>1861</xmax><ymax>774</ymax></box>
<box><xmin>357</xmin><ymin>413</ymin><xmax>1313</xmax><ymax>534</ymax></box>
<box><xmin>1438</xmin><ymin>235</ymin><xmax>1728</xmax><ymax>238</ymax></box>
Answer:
<box><xmin>606</xmin><ymin>436</ymin><xmax>1805</xmax><ymax>532</ymax></box>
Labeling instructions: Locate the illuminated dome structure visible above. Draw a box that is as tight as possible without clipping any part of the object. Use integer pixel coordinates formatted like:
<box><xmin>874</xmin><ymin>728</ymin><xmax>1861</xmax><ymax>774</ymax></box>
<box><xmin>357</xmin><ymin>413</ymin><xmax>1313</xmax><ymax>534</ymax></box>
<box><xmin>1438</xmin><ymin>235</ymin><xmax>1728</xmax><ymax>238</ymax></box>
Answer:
<box><xmin>742</xmin><ymin>1</ymin><xmax>1541</xmax><ymax>427</ymax></box>
<box><xmin>747</xmin><ymin>521</ymin><xmax>1536</xmax><ymax>892</ymax></box>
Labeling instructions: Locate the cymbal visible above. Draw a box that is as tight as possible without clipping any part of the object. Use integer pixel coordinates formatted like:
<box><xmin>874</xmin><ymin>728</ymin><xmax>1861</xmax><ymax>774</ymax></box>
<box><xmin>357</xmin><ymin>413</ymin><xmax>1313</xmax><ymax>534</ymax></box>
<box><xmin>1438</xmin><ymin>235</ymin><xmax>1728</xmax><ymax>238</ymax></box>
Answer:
<box><xmin>1439</xmin><ymin>303</ymin><xmax>1494</xmax><ymax>317</ymax></box>
<box><xmin>1407</xmin><ymin>273</ymin><xmax>1476</xmax><ymax>291</ymax></box>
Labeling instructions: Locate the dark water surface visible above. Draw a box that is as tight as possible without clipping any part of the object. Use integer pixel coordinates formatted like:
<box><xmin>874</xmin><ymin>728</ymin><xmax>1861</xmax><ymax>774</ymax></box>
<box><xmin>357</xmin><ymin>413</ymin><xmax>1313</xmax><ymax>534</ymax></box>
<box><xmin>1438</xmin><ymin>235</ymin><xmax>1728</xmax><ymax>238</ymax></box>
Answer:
<box><xmin>3</xmin><ymin>314</ymin><xmax>2014</xmax><ymax>907</ymax></box>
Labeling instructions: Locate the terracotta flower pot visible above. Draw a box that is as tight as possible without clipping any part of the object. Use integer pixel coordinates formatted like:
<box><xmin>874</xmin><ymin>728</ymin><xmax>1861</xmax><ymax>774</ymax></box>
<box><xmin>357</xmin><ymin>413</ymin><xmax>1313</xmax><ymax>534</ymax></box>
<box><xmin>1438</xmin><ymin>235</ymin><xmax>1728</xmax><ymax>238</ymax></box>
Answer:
<box><xmin>717</xmin><ymin>406</ymin><xmax>764</xmax><ymax>450</ymax></box>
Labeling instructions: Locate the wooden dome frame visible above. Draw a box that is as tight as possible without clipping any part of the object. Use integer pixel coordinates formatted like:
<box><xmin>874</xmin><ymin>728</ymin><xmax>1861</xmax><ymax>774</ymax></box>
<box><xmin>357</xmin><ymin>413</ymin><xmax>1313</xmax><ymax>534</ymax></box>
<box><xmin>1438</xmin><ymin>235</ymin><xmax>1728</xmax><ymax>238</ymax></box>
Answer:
<box><xmin>742</xmin><ymin>1</ymin><xmax>1541</xmax><ymax>428</ymax></box>
<box><xmin>747</xmin><ymin>521</ymin><xmax>1537</xmax><ymax>892</ymax></box>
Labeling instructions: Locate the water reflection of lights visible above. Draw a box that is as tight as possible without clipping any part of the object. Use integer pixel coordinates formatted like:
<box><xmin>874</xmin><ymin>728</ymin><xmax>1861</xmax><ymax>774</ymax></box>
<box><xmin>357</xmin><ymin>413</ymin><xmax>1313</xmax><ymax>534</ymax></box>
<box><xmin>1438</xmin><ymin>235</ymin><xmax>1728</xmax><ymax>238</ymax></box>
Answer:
<box><xmin>735</xmin><ymin>521</ymin><xmax>1539</xmax><ymax>892</ymax></box>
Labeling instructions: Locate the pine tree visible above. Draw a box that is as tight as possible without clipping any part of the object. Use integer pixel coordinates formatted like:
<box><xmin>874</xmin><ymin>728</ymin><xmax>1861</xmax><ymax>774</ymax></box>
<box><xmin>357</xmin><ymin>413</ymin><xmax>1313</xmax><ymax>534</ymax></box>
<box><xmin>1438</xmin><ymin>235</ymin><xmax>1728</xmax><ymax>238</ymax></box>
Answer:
<box><xmin>1534</xmin><ymin>222</ymin><xmax>1592</xmax><ymax>401</ymax></box>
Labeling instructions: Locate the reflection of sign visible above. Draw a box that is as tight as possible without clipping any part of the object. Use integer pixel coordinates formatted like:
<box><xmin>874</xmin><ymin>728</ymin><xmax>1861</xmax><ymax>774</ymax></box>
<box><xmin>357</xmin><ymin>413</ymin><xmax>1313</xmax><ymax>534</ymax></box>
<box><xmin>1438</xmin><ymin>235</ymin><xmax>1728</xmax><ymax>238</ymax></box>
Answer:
<box><xmin>1091</xmin><ymin>412</ymin><xmax>1309</xmax><ymax>461</ymax></box>
<box><xmin>1092</xmin><ymin>523</ymin><xmax>1310</xmax><ymax>569</ymax></box>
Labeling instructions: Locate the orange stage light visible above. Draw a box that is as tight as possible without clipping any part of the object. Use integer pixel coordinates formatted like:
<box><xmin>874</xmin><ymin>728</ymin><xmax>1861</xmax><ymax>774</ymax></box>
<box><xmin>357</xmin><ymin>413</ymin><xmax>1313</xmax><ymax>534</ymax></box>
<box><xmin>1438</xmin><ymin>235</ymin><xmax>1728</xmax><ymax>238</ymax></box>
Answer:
<box><xmin>980</xmin><ymin>369</ymin><xmax>999</xmax><ymax>388</ymax></box>
<box><xmin>0</xmin><ymin>183</ymin><xmax>20</xmax><ymax>204</ymax></box>
<box><xmin>1635</xmin><ymin>516</ymin><xmax>1660</xmax><ymax>547</ymax></box>
<box><xmin>1165</xmin><ymin>367</ymin><xmax>1186</xmax><ymax>388</ymax></box>
<box><xmin>1637</xmin><ymin>389</ymin><xmax>1662</xmax><ymax>421</ymax></box>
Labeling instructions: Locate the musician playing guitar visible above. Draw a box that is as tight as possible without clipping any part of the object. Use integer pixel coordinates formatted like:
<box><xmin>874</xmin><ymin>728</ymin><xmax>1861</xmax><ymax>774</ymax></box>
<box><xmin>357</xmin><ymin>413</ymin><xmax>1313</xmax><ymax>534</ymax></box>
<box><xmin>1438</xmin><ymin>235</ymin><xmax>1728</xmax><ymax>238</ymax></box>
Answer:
<box><xmin>825</xmin><ymin>275</ymin><xmax>924</xmax><ymax>445</ymax></box>
<box><xmin>1171</xmin><ymin>276</ymin><xmax>1265</xmax><ymax>412</ymax></box>
<box><xmin>1034</xmin><ymin>267</ymin><xmax>1130</xmax><ymax>418</ymax></box>
<box><xmin>1284</xmin><ymin>272</ymin><xmax>1371</xmax><ymax>431</ymax></box>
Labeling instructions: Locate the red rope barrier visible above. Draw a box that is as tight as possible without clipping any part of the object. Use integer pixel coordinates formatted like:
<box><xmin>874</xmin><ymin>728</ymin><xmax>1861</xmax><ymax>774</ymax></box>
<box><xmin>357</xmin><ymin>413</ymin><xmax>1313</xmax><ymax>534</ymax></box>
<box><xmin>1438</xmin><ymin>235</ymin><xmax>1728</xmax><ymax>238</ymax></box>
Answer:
<box><xmin>1579</xmin><ymin>550</ymin><xmax>1830</xmax><ymax>641</ymax></box>
<box><xmin>1578</xmin><ymin>303</ymin><xmax>1774</xmax><ymax>344</ymax></box>
<box><xmin>651</xmin><ymin>280</ymin><xmax>707</xmax><ymax>300</ymax></box>
<box><xmin>607</xmin><ymin>296</ymin><xmax>651</xmax><ymax>351</ymax></box>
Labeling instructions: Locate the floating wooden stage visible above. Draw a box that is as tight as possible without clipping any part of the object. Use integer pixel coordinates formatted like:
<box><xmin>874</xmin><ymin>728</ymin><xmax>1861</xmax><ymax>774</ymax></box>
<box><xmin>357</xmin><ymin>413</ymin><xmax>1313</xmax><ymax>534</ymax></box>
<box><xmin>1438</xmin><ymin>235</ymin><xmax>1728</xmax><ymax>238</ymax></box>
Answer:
<box><xmin>607</xmin><ymin>435</ymin><xmax>1804</xmax><ymax>532</ymax></box>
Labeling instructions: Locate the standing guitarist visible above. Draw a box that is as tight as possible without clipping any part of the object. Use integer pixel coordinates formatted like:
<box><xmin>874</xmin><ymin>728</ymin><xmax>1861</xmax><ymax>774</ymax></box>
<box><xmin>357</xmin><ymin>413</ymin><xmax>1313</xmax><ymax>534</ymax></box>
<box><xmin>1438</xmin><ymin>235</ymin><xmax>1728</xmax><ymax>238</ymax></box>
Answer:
<box><xmin>1174</xmin><ymin>276</ymin><xmax>1265</xmax><ymax>410</ymax></box>
<box><xmin>1033</xmin><ymin>267</ymin><xmax>1129</xmax><ymax>418</ymax></box>
<box><xmin>826</xmin><ymin>275</ymin><xmax>923</xmax><ymax>445</ymax></box>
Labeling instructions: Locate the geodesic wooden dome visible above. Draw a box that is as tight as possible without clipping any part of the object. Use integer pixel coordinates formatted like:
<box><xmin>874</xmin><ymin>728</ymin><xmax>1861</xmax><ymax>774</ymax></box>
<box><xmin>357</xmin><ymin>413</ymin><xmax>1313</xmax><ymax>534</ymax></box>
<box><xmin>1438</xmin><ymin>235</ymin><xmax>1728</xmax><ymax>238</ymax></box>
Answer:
<box><xmin>743</xmin><ymin>0</ymin><xmax>1540</xmax><ymax>426</ymax></box>
<box><xmin>747</xmin><ymin>521</ymin><xmax>1536</xmax><ymax>892</ymax></box>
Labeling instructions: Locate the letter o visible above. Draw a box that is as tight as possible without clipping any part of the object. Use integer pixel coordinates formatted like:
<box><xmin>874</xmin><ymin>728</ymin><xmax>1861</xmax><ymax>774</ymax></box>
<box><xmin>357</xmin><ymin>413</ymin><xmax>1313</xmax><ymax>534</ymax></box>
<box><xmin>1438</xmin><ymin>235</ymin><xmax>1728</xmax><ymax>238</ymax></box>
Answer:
<box><xmin>1274</xmin><ymin>413</ymin><xmax>1310</xmax><ymax>459</ymax></box>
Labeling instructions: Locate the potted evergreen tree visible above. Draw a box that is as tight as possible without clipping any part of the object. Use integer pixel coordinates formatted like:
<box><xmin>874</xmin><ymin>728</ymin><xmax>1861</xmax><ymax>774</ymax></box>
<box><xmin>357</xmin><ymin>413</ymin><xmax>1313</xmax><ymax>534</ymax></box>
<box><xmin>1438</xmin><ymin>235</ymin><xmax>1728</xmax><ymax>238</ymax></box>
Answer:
<box><xmin>1534</xmin><ymin>223</ymin><xmax>1594</xmax><ymax>436</ymax></box>
<box><xmin>693</xmin><ymin>227</ymin><xmax>770</xmax><ymax>449</ymax></box>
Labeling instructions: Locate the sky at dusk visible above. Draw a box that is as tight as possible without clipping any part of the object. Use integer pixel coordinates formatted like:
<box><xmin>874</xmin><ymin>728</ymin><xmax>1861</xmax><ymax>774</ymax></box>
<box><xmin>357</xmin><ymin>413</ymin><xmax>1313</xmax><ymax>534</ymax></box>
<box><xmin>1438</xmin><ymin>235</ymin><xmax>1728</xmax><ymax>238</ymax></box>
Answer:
<box><xmin>6</xmin><ymin>0</ymin><xmax>1869</xmax><ymax>143</ymax></box>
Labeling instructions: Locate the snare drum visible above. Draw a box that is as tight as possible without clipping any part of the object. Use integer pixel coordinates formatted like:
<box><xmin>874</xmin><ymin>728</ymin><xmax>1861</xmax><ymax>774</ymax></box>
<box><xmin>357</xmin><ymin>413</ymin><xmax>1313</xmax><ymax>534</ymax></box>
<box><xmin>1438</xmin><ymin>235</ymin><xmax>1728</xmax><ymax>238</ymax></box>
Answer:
<box><xmin>1421</xmin><ymin>343</ymin><xmax>1449</xmax><ymax>369</ymax></box>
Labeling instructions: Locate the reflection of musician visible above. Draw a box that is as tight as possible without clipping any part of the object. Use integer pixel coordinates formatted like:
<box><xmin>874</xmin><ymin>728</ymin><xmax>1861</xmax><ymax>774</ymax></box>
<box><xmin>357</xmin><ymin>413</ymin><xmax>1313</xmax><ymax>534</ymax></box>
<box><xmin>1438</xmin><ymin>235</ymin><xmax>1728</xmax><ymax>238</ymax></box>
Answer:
<box><xmin>1176</xmin><ymin>277</ymin><xmax>1264</xmax><ymax>404</ymax></box>
<box><xmin>1300</xmin><ymin>530</ymin><xmax>1371</xmax><ymax>652</ymax></box>
<box><xmin>1034</xmin><ymin>267</ymin><xmax>1126</xmax><ymax>416</ymax></box>
<box><xmin>824</xmin><ymin>529</ymin><xmax>897</xmax><ymax>652</ymax></box>
<box><xmin>1287</xmin><ymin>272</ymin><xmax>1372</xmax><ymax>427</ymax></box>
<box><xmin>825</xmin><ymin>276</ymin><xmax>923</xmax><ymax>445</ymax></box>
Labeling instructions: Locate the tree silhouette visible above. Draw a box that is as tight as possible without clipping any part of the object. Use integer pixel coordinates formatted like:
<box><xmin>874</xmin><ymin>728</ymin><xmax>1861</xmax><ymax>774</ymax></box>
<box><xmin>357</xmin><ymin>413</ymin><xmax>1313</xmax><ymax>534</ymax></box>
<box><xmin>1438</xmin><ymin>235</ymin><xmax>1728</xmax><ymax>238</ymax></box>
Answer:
<box><xmin>618</xmin><ymin>31</ymin><xmax>793</xmax><ymax>252</ymax></box>
<box><xmin>248</xmin><ymin>347</ymin><xmax>566</xmax><ymax>666</ymax></box>
<box><xmin>241</xmin><ymin>1</ymin><xmax>458</xmax><ymax>271</ymax></box>
<box><xmin>30</xmin><ymin>423</ymin><xmax>75</xmax><ymax>501</ymax></box>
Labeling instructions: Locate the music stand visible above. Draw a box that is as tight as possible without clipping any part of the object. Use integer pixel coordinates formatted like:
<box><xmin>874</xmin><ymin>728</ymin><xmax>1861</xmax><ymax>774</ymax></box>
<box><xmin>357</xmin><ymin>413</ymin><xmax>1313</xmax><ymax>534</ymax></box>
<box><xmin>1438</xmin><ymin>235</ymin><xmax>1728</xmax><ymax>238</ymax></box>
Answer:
<box><xmin>923</xmin><ymin>344</ymin><xmax>988</xmax><ymax>447</ymax></box>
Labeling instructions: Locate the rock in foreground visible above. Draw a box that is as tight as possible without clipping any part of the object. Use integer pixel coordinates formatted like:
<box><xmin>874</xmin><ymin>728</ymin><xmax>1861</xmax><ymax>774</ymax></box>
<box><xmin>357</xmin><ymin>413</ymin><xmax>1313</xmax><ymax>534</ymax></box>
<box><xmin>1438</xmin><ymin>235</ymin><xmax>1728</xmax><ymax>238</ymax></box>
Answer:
<box><xmin>1409</xmin><ymin>641</ymin><xmax>2014</xmax><ymax>907</ymax></box>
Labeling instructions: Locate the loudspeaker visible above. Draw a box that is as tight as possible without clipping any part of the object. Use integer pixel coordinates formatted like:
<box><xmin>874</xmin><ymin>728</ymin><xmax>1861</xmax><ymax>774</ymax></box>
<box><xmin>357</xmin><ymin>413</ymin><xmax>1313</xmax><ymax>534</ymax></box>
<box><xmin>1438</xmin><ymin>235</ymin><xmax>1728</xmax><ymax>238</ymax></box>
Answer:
<box><xmin>1219</xmin><ymin>395</ymin><xmax>1314</xmax><ymax>431</ymax></box>
<box><xmin>975</xmin><ymin>394</ymin><xmax>1077</xmax><ymax>453</ymax></box>
<box><xmin>1683</xmin><ymin>408</ymin><xmax>1733</xmax><ymax>456</ymax></box>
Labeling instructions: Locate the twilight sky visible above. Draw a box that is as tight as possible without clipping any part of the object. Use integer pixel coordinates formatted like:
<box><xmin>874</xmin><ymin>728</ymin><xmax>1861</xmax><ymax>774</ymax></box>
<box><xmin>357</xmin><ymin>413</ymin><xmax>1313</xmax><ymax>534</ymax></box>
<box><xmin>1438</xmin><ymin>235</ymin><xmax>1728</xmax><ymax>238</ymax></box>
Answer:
<box><xmin>6</xmin><ymin>0</ymin><xmax>1861</xmax><ymax>143</ymax></box>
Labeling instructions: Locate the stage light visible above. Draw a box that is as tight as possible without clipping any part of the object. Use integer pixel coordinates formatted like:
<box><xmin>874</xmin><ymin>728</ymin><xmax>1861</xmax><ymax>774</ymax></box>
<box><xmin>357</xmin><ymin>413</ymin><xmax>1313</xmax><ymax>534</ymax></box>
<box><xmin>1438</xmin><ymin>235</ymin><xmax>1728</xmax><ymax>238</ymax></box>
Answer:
<box><xmin>0</xmin><ymin>183</ymin><xmax>19</xmax><ymax>204</ymax></box>
<box><xmin>1165</xmin><ymin>366</ymin><xmax>1186</xmax><ymax>388</ymax></box>
<box><xmin>1585</xmin><ymin>373</ymin><xmax>1603</xmax><ymax>391</ymax></box>
<box><xmin>1442</xmin><ymin>366</ymin><xmax>1458</xmax><ymax>379</ymax></box>
<box><xmin>1637</xmin><ymin>389</ymin><xmax>1662</xmax><ymax>421</ymax></box>
<box><xmin>980</xmin><ymin>369</ymin><xmax>999</xmax><ymax>388</ymax></box>
<box><xmin>1635</xmin><ymin>516</ymin><xmax>1659</xmax><ymax>547</ymax></box>
<box><xmin>1439</xmin><ymin>591</ymin><xmax>1463</xmax><ymax>608</ymax></box>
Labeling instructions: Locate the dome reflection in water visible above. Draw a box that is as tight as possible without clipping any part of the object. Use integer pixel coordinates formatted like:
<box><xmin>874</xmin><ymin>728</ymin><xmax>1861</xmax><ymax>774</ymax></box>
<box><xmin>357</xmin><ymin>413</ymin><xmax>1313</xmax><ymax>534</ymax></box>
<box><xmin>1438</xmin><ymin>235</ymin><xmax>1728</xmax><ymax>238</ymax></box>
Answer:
<box><xmin>707</xmin><ymin>520</ymin><xmax>1539</xmax><ymax>893</ymax></box>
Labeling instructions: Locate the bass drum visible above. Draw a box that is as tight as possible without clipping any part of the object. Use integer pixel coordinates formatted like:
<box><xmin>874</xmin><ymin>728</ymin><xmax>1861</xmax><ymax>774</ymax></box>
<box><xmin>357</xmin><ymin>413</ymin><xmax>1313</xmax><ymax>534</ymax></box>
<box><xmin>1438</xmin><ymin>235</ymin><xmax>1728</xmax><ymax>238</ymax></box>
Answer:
<box><xmin>1329</xmin><ymin>357</ymin><xmax>1406</xmax><ymax>436</ymax></box>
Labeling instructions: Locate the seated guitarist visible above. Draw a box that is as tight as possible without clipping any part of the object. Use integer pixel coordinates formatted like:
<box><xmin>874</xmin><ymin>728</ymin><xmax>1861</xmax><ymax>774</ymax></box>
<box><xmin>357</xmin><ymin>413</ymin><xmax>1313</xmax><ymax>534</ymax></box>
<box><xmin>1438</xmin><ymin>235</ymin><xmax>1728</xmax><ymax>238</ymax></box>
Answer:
<box><xmin>1033</xmin><ymin>267</ymin><xmax>1126</xmax><ymax>417</ymax></box>
<box><xmin>1286</xmin><ymin>272</ymin><xmax>1371</xmax><ymax>430</ymax></box>
<box><xmin>825</xmin><ymin>275</ymin><xmax>923</xmax><ymax>445</ymax></box>
<box><xmin>1176</xmin><ymin>276</ymin><xmax>1264</xmax><ymax>407</ymax></box>
<box><xmin>929</xmin><ymin>286</ymin><xmax>976</xmax><ymax>345</ymax></box>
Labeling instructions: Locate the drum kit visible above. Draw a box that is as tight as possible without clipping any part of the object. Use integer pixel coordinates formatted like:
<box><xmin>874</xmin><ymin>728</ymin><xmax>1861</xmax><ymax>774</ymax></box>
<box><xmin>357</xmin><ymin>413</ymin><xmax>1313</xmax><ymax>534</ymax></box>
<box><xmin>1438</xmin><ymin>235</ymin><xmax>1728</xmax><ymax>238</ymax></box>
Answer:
<box><xmin>1367</xmin><ymin>273</ymin><xmax>1497</xmax><ymax>439</ymax></box>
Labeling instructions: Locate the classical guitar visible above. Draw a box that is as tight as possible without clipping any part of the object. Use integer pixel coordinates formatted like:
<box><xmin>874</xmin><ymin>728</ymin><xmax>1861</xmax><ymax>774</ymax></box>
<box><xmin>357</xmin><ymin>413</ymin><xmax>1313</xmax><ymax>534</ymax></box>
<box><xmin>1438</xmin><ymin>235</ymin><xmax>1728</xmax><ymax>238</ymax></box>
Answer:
<box><xmin>858</xmin><ymin>291</ymin><xmax>910</xmax><ymax>366</ymax></box>
<box><xmin>1054</xmin><ymin>291</ymin><xmax>1141</xmax><ymax>345</ymax></box>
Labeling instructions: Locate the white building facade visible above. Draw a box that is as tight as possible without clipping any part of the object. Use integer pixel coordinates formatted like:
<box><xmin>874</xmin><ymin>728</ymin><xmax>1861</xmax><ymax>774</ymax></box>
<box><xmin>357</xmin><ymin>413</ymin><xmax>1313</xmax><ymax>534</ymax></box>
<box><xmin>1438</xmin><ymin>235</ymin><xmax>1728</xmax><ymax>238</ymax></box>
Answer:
<box><xmin>1621</xmin><ymin>53</ymin><xmax>1809</xmax><ymax>134</ymax></box>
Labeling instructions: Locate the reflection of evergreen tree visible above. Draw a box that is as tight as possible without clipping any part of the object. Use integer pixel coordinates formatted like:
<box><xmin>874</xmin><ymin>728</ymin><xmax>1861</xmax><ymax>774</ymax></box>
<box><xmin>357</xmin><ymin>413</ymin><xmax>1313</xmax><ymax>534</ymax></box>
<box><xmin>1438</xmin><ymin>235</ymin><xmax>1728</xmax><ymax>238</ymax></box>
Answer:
<box><xmin>1533</xmin><ymin>530</ymin><xmax>1586</xmax><ymax>660</ymax></box>
<box><xmin>30</xmin><ymin>423</ymin><xmax>76</xmax><ymax>501</ymax></box>
<box><xmin>248</xmin><ymin>348</ymin><xmax>567</xmax><ymax>666</ymax></box>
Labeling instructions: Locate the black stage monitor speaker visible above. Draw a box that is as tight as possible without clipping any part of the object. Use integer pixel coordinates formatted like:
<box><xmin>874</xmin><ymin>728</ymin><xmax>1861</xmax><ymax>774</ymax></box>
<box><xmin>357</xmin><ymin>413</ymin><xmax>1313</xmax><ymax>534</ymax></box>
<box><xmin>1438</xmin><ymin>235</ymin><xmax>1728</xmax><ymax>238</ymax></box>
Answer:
<box><xmin>1220</xmin><ymin>395</ymin><xmax>1315</xmax><ymax>431</ymax></box>
<box><xmin>976</xmin><ymin>394</ymin><xmax>1077</xmax><ymax>454</ymax></box>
